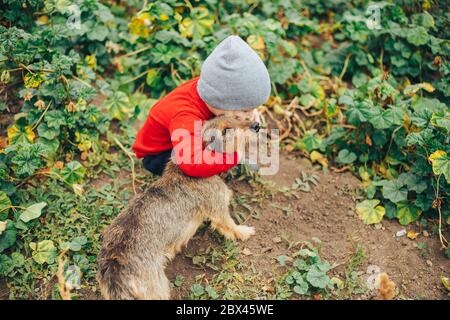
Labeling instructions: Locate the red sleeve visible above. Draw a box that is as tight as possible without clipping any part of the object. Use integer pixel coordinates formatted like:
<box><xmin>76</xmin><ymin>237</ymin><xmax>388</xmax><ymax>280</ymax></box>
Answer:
<box><xmin>169</xmin><ymin>113</ymin><xmax>239</xmax><ymax>177</ymax></box>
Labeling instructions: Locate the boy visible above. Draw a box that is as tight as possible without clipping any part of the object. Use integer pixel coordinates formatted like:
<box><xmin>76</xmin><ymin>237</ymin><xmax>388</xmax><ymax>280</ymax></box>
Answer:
<box><xmin>132</xmin><ymin>35</ymin><xmax>271</xmax><ymax>177</ymax></box>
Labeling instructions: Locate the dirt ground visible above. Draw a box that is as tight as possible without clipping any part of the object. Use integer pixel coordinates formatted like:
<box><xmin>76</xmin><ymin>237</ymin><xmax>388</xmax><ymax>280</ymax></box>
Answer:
<box><xmin>166</xmin><ymin>153</ymin><xmax>450</xmax><ymax>300</ymax></box>
<box><xmin>1</xmin><ymin>153</ymin><xmax>448</xmax><ymax>300</ymax></box>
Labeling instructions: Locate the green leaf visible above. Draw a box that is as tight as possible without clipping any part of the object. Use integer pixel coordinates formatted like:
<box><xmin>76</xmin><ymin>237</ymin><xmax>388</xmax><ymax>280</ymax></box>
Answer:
<box><xmin>396</xmin><ymin>202</ymin><xmax>421</xmax><ymax>225</ymax></box>
<box><xmin>397</xmin><ymin>173</ymin><xmax>427</xmax><ymax>194</ymax></box>
<box><xmin>179</xmin><ymin>7</ymin><xmax>214</xmax><ymax>40</ymax></box>
<box><xmin>0</xmin><ymin>252</ymin><xmax>25</xmax><ymax>276</ymax></box>
<box><xmin>293</xmin><ymin>259</ymin><xmax>309</xmax><ymax>271</ymax></box>
<box><xmin>87</xmin><ymin>25</ymin><xmax>108</xmax><ymax>41</ymax></box>
<box><xmin>429</xmin><ymin>150</ymin><xmax>450</xmax><ymax>183</ymax></box>
<box><xmin>356</xmin><ymin>200</ymin><xmax>385</xmax><ymax>224</ymax></box>
<box><xmin>315</xmin><ymin>260</ymin><xmax>331</xmax><ymax>272</ymax></box>
<box><xmin>0</xmin><ymin>220</ymin><xmax>16</xmax><ymax>253</ymax></box>
<box><xmin>306</xmin><ymin>267</ymin><xmax>330</xmax><ymax>289</ymax></box>
<box><xmin>406</xmin><ymin>129</ymin><xmax>434</xmax><ymax>146</ymax></box>
<box><xmin>191</xmin><ymin>283</ymin><xmax>205</xmax><ymax>297</ymax></box>
<box><xmin>60</xmin><ymin>161</ymin><xmax>86</xmax><ymax>184</ymax></box>
<box><xmin>337</xmin><ymin>149</ymin><xmax>357</xmax><ymax>164</ymax></box>
<box><xmin>205</xmin><ymin>285</ymin><xmax>219</xmax><ymax>299</ymax></box>
<box><xmin>297</xmin><ymin>248</ymin><xmax>317</xmax><ymax>258</ymax></box>
<box><xmin>430</xmin><ymin>112</ymin><xmax>450</xmax><ymax>133</ymax></box>
<box><xmin>412</xmin><ymin>97</ymin><xmax>447</xmax><ymax>114</ymax></box>
<box><xmin>0</xmin><ymin>191</ymin><xmax>12</xmax><ymax>220</ymax></box>
<box><xmin>270</xmin><ymin>58</ymin><xmax>298</xmax><ymax>84</ymax></box>
<box><xmin>384</xmin><ymin>107</ymin><xmax>404</xmax><ymax>126</ymax></box>
<box><xmin>346</xmin><ymin>106</ymin><xmax>367</xmax><ymax>125</ymax></box>
<box><xmin>105</xmin><ymin>91</ymin><xmax>131</xmax><ymax>121</ymax></box>
<box><xmin>19</xmin><ymin>202</ymin><xmax>47</xmax><ymax>223</ymax></box>
<box><xmin>37</xmin><ymin>122</ymin><xmax>59</xmax><ymax>140</ymax></box>
<box><xmin>11</xmin><ymin>146</ymin><xmax>44</xmax><ymax>177</ymax></box>
<box><xmin>368</xmin><ymin>108</ymin><xmax>393</xmax><ymax>129</ymax></box>
<box><xmin>293</xmin><ymin>277</ymin><xmax>309</xmax><ymax>295</ymax></box>
<box><xmin>45</xmin><ymin>110</ymin><xmax>66</xmax><ymax>129</ymax></box>
<box><xmin>145</xmin><ymin>69</ymin><xmax>160</xmax><ymax>87</ymax></box>
<box><xmin>29</xmin><ymin>240</ymin><xmax>57</xmax><ymax>265</ymax></box>
<box><xmin>68</xmin><ymin>236</ymin><xmax>87</xmax><ymax>251</ymax></box>
<box><xmin>384</xmin><ymin>202</ymin><xmax>398</xmax><ymax>220</ymax></box>
<box><xmin>295</xmin><ymin>130</ymin><xmax>321</xmax><ymax>152</ymax></box>
<box><xmin>406</xmin><ymin>26</ymin><xmax>429</xmax><ymax>46</ymax></box>
<box><xmin>381</xmin><ymin>180</ymin><xmax>408</xmax><ymax>203</ymax></box>
<box><xmin>277</xmin><ymin>255</ymin><xmax>291</xmax><ymax>266</ymax></box>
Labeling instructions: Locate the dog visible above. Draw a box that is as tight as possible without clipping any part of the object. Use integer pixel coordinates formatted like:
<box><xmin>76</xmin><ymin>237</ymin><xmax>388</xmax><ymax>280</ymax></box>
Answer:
<box><xmin>97</xmin><ymin>114</ymin><xmax>259</xmax><ymax>299</ymax></box>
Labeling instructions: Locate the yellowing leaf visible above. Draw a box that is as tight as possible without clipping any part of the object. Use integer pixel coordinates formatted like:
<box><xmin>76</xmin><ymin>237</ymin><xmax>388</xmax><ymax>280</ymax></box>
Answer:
<box><xmin>19</xmin><ymin>202</ymin><xmax>47</xmax><ymax>223</ymax></box>
<box><xmin>85</xmin><ymin>54</ymin><xmax>97</xmax><ymax>69</ymax></box>
<box><xmin>36</xmin><ymin>15</ymin><xmax>49</xmax><ymax>25</ymax></box>
<box><xmin>360</xmin><ymin>171</ymin><xmax>371</xmax><ymax>182</ymax></box>
<box><xmin>7</xmin><ymin>125</ymin><xmax>35</xmax><ymax>145</ymax></box>
<box><xmin>429</xmin><ymin>150</ymin><xmax>450</xmax><ymax>183</ymax></box>
<box><xmin>72</xmin><ymin>184</ymin><xmax>84</xmax><ymax>196</ymax></box>
<box><xmin>396</xmin><ymin>202</ymin><xmax>421</xmax><ymax>225</ymax></box>
<box><xmin>146</xmin><ymin>68</ymin><xmax>160</xmax><ymax>86</ymax></box>
<box><xmin>105</xmin><ymin>91</ymin><xmax>131</xmax><ymax>120</ymax></box>
<box><xmin>422</xmin><ymin>0</ymin><xmax>432</xmax><ymax>10</ymax></box>
<box><xmin>407</xmin><ymin>231</ymin><xmax>419</xmax><ymax>240</ymax></box>
<box><xmin>273</xmin><ymin>104</ymin><xmax>286</xmax><ymax>115</ymax></box>
<box><xmin>430</xmin><ymin>150</ymin><xmax>447</xmax><ymax>160</ymax></box>
<box><xmin>159</xmin><ymin>14</ymin><xmax>169</xmax><ymax>21</ymax></box>
<box><xmin>404</xmin><ymin>82</ymin><xmax>435</xmax><ymax>96</ymax></box>
<box><xmin>0</xmin><ymin>220</ymin><xmax>7</xmax><ymax>235</ymax></box>
<box><xmin>356</xmin><ymin>199</ymin><xmax>385</xmax><ymax>224</ymax></box>
<box><xmin>29</xmin><ymin>240</ymin><xmax>56</xmax><ymax>265</ymax></box>
<box><xmin>179</xmin><ymin>7</ymin><xmax>214</xmax><ymax>40</ymax></box>
<box><xmin>129</xmin><ymin>12</ymin><xmax>153</xmax><ymax>38</ymax></box>
<box><xmin>421</xmin><ymin>82</ymin><xmax>435</xmax><ymax>92</ymax></box>
<box><xmin>442</xmin><ymin>276</ymin><xmax>450</xmax><ymax>292</ymax></box>
<box><xmin>77</xmin><ymin>140</ymin><xmax>92</xmax><ymax>152</ymax></box>
<box><xmin>247</xmin><ymin>35</ymin><xmax>265</xmax><ymax>50</ymax></box>
<box><xmin>1</xmin><ymin>70</ymin><xmax>10</xmax><ymax>83</ymax></box>
<box><xmin>24</xmin><ymin>73</ymin><xmax>44</xmax><ymax>88</ymax></box>
<box><xmin>310</xmin><ymin>151</ymin><xmax>328</xmax><ymax>168</ymax></box>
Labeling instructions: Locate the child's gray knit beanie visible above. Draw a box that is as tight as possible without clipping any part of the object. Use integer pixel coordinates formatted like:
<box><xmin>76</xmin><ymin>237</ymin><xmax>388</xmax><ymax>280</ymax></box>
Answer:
<box><xmin>197</xmin><ymin>35</ymin><xmax>271</xmax><ymax>110</ymax></box>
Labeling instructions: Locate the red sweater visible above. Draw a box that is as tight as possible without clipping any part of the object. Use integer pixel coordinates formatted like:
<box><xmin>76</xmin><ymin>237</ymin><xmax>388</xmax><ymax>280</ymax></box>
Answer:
<box><xmin>132</xmin><ymin>77</ymin><xmax>239</xmax><ymax>177</ymax></box>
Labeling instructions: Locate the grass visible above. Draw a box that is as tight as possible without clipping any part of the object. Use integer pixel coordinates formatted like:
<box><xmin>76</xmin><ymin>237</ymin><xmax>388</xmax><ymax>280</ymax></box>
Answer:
<box><xmin>341</xmin><ymin>243</ymin><xmax>368</xmax><ymax>298</ymax></box>
<box><xmin>186</xmin><ymin>239</ymin><xmax>272</xmax><ymax>300</ymax></box>
<box><xmin>0</xmin><ymin>135</ymin><xmax>148</xmax><ymax>299</ymax></box>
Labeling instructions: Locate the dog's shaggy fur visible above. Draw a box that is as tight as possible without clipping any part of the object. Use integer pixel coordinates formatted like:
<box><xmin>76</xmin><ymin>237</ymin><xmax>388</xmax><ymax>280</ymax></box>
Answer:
<box><xmin>97</xmin><ymin>115</ymin><xmax>257</xmax><ymax>299</ymax></box>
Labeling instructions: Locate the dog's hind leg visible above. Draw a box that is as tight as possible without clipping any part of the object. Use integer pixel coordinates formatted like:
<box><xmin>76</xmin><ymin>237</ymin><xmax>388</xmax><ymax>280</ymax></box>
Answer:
<box><xmin>131</xmin><ymin>255</ymin><xmax>170</xmax><ymax>300</ymax></box>
<box><xmin>142</xmin><ymin>271</ymin><xmax>170</xmax><ymax>300</ymax></box>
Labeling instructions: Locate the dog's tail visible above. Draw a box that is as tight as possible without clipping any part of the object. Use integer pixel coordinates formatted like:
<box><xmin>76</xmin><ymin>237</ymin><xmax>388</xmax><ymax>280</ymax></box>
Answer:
<box><xmin>97</xmin><ymin>257</ymin><xmax>134</xmax><ymax>300</ymax></box>
<box><xmin>97</xmin><ymin>254</ymin><xmax>170</xmax><ymax>300</ymax></box>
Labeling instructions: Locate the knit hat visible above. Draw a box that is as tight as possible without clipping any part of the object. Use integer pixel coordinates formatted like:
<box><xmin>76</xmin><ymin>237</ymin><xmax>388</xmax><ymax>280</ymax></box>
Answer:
<box><xmin>197</xmin><ymin>35</ymin><xmax>271</xmax><ymax>111</ymax></box>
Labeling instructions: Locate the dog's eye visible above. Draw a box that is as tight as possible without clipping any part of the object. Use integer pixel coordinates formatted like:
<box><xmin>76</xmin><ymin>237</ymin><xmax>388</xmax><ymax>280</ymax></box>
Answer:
<box><xmin>222</xmin><ymin>128</ymin><xmax>232</xmax><ymax>135</ymax></box>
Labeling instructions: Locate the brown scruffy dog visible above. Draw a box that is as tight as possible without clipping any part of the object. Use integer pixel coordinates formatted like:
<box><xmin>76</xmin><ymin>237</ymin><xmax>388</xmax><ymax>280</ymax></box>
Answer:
<box><xmin>97</xmin><ymin>115</ymin><xmax>258</xmax><ymax>300</ymax></box>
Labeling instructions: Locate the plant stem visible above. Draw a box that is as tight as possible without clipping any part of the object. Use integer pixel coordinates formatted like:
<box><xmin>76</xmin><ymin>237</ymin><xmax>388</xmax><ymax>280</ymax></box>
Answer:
<box><xmin>339</xmin><ymin>53</ymin><xmax>352</xmax><ymax>81</ymax></box>
<box><xmin>116</xmin><ymin>44</ymin><xmax>153</xmax><ymax>59</ymax></box>
<box><xmin>112</xmin><ymin>136</ymin><xmax>137</xmax><ymax>195</ymax></box>
<box><xmin>31</xmin><ymin>100</ymin><xmax>52</xmax><ymax>131</ymax></box>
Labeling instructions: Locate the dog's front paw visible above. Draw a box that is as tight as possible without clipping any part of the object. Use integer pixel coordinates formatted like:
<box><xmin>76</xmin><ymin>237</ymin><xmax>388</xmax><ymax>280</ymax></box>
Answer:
<box><xmin>234</xmin><ymin>225</ymin><xmax>255</xmax><ymax>241</ymax></box>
